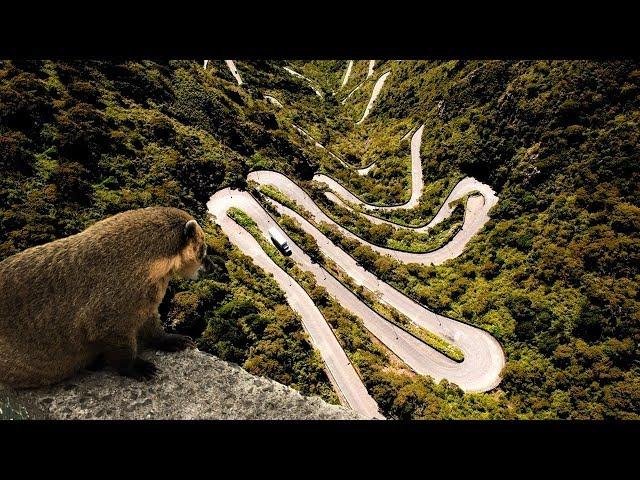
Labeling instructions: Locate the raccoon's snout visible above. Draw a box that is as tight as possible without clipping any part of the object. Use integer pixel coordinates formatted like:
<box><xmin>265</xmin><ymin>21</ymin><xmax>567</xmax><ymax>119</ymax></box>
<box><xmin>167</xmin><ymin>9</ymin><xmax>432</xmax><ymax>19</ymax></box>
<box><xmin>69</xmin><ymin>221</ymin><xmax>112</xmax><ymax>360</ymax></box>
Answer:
<box><xmin>190</xmin><ymin>256</ymin><xmax>214</xmax><ymax>280</ymax></box>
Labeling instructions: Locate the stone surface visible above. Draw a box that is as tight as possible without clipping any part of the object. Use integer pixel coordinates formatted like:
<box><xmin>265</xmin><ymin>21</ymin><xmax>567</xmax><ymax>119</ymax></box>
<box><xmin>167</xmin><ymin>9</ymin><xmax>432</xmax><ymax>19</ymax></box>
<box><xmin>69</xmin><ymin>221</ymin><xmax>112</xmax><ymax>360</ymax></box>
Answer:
<box><xmin>6</xmin><ymin>349</ymin><xmax>366</xmax><ymax>420</ymax></box>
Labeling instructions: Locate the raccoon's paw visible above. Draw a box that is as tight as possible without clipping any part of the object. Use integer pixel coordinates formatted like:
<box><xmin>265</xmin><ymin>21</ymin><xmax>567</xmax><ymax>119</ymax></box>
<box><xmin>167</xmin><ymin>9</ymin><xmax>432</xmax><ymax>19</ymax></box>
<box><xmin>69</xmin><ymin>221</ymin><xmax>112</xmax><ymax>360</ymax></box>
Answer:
<box><xmin>153</xmin><ymin>333</ymin><xmax>196</xmax><ymax>352</ymax></box>
<box><xmin>120</xmin><ymin>358</ymin><xmax>158</xmax><ymax>381</ymax></box>
<box><xmin>86</xmin><ymin>355</ymin><xmax>107</xmax><ymax>372</ymax></box>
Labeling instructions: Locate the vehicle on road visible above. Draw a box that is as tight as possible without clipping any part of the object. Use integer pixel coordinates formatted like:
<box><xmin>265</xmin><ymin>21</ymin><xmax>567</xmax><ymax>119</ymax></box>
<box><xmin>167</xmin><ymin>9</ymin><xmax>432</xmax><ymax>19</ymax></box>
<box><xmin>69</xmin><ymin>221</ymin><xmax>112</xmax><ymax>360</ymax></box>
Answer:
<box><xmin>268</xmin><ymin>227</ymin><xmax>292</xmax><ymax>255</ymax></box>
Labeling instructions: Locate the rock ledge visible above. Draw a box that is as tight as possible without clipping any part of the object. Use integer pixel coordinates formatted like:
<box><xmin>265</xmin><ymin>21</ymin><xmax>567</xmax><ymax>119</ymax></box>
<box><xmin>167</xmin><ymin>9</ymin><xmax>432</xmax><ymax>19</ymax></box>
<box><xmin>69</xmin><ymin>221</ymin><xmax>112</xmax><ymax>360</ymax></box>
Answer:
<box><xmin>5</xmin><ymin>349</ymin><xmax>366</xmax><ymax>420</ymax></box>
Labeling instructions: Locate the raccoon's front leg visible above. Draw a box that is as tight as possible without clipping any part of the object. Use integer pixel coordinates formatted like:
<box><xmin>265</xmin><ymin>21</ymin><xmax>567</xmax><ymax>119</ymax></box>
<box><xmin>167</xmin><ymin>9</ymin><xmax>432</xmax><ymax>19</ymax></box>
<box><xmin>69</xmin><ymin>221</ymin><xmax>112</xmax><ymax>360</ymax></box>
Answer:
<box><xmin>139</xmin><ymin>313</ymin><xmax>196</xmax><ymax>352</ymax></box>
<box><xmin>103</xmin><ymin>335</ymin><xmax>157</xmax><ymax>381</ymax></box>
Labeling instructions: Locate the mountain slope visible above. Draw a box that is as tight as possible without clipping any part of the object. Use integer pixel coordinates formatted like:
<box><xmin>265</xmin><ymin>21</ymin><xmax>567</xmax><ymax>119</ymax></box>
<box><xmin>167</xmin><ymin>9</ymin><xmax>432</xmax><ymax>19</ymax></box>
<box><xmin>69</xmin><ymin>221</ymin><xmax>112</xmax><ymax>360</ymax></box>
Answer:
<box><xmin>1</xmin><ymin>59</ymin><xmax>638</xmax><ymax>419</ymax></box>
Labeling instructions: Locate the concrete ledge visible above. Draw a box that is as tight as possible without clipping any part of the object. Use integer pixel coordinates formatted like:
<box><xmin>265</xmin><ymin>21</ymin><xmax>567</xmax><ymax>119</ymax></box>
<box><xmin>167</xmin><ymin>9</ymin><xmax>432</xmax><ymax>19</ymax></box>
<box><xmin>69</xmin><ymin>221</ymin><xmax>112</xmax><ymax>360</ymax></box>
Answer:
<box><xmin>5</xmin><ymin>349</ymin><xmax>366</xmax><ymax>420</ymax></box>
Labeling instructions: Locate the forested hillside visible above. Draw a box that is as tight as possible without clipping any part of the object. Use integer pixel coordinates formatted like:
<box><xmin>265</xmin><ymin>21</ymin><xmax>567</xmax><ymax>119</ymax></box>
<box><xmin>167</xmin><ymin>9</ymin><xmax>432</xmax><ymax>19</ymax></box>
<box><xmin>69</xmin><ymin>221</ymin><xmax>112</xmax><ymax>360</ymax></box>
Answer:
<box><xmin>0</xmin><ymin>60</ymin><xmax>336</xmax><ymax>402</ymax></box>
<box><xmin>1</xmin><ymin>59</ymin><xmax>638</xmax><ymax>418</ymax></box>
<box><xmin>327</xmin><ymin>60</ymin><xmax>640</xmax><ymax>419</ymax></box>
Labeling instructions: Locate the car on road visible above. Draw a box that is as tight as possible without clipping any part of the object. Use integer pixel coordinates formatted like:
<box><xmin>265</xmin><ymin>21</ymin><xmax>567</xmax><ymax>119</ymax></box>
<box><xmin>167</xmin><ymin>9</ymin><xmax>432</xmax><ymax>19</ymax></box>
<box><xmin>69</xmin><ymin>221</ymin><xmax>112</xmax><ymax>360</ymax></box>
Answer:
<box><xmin>268</xmin><ymin>227</ymin><xmax>292</xmax><ymax>256</ymax></box>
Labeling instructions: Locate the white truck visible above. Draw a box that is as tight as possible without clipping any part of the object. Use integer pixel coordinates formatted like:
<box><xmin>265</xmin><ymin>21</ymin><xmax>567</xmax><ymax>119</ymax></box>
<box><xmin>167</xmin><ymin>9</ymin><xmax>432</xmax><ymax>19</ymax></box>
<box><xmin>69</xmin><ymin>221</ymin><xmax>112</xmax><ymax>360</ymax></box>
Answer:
<box><xmin>268</xmin><ymin>227</ymin><xmax>292</xmax><ymax>255</ymax></box>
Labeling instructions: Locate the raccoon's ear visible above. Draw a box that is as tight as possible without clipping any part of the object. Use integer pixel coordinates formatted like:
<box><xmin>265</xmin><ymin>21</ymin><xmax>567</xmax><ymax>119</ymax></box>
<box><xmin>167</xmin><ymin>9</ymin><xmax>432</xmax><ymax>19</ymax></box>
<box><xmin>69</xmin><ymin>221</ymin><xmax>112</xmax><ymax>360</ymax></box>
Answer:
<box><xmin>184</xmin><ymin>220</ymin><xmax>198</xmax><ymax>240</ymax></box>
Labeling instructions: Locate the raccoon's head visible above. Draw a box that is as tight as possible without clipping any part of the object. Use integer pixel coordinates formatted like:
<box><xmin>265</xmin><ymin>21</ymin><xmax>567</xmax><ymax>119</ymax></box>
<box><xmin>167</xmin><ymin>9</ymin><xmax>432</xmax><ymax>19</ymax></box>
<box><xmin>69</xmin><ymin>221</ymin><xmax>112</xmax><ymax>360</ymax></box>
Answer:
<box><xmin>176</xmin><ymin>219</ymin><xmax>213</xmax><ymax>280</ymax></box>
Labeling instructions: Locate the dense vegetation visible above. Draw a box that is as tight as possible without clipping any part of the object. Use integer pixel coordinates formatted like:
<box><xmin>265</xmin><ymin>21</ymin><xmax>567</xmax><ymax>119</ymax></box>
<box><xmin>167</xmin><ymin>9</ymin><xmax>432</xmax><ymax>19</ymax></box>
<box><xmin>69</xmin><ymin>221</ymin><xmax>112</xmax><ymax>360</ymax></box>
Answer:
<box><xmin>1</xmin><ymin>59</ymin><xmax>638</xmax><ymax>419</ymax></box>
<box><xmin>0</xmin><ymin>59</ymin><xmax>336</xmax><ymax>404</ymax></box>
<box><xmin>230</xmin><ymin>205</ymin><xmax>474</xmax><ymax>415</ymax></box>
<box><xmin>263</xmin><ymin>60</ymin><xmax>640</xmax><ymax>419</ymax></box>
<box><xmin>258</xmin><ymin>181</ymin><xmax>467</xmax><ymax>253</ymax></box>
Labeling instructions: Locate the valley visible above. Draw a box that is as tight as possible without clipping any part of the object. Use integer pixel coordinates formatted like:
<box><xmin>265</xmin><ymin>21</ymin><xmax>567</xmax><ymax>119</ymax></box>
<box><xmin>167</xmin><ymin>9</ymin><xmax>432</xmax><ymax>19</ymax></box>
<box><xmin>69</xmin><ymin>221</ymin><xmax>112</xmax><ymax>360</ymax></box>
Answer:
<box><xmin>1</xmin><ymin>59</ymin><xmax>637</xmax><ymax>419</ymax></box>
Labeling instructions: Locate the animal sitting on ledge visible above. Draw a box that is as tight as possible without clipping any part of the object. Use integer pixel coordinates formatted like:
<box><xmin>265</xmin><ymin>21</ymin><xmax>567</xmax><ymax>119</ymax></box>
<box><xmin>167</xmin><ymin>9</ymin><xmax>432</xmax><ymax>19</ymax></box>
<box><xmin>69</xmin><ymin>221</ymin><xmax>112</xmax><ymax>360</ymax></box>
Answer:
<box><xmin>0</xmin><ymin>207</ymin><xmax>213</xmax><ymax>388</ymax></box>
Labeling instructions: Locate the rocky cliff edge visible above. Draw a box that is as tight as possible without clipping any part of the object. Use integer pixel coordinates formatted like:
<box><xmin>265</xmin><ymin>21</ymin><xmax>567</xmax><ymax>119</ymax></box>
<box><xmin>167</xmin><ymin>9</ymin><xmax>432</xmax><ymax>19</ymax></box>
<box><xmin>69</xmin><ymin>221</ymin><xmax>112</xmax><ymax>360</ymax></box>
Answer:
<box><xmin>1</xmin><ymin>349</ymin><xmax>367</xmax><ymax>420</ymax></box>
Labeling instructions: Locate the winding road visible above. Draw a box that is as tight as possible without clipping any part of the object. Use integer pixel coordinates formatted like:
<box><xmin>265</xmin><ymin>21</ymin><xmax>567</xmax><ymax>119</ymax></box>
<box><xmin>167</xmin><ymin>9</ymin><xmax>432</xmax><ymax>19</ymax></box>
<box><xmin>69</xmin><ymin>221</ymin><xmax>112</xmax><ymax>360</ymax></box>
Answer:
<box><xmin>207</xmin><ymin>171</ymin><xmax>504</xmax><ymax>417</ymax></box>
<box><xmin>284</xmin><ymin>66</ymin><xmax>324</xmax><ymax>98</ymax></box>
<box><xmin>356</xmin><ymin>71</ymin><xmax>391</xmax><ymax>125</ymax></box>
<box><xmin>292</xmin><ymin>124</ymin><xmax>374</xmax><ymax>176</ymax></box>
<box><xmin>368</xmin><ymin>60</ymin><xmax>375</xmax><ymax>78</ymax></box>
<box><xmin>341</xmin><ymin>60</ymin><xmax>354</xmax><ymax>88</ymax></box>
<box><xmin>315</xmin><ymin>125</ymin><xmax>499</xmax><ymax>264</ymax></box>
<box><xmin>225</xmin><ymin>60</ymin><xmax>243</xmax><ymax>85</ymax></box>
<box><xmin>317</xmin><ymin>125</ymin><xmax>426</xmax><ymax>210</ymax></box>
<box><xmin>204</xmin><ymin>60</ymin><xmax>505</xmax><ymax>419</ymax></box>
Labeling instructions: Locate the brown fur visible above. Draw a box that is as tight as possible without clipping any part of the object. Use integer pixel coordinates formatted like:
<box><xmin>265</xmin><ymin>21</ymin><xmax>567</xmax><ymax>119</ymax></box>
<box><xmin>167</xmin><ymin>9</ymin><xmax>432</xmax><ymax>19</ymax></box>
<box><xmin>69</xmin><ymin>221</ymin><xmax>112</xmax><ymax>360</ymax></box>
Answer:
<box><xmin>0</xmin><ymin>207</ymin><xmax>208</xmax><ymax>388</ymax></box>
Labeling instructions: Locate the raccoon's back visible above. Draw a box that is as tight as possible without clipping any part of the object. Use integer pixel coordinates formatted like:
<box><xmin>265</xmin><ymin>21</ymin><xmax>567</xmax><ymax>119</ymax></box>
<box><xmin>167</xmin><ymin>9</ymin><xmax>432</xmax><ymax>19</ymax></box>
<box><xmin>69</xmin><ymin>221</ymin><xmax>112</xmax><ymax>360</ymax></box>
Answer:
<box><xmin>0</xmin><ymin>238</ymin><xmax>92</xmax><ymax>331</ymax></box>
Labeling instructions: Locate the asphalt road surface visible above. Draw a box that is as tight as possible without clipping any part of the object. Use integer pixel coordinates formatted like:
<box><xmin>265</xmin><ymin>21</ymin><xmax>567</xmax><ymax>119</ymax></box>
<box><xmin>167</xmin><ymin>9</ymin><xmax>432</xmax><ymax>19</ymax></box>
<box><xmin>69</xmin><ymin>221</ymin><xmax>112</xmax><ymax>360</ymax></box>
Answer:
<box><xmin>356</xmin><ymin>71</ymin><xmax>391</xmax><ymax>125</ymax></box>
<box><xmin>283</xmin><ymin>66</ymin><xmax>324</xmax><ymax>98</ymax></box>
<box><xmin>207</xmin><ymin>190</ymin><xmax>384</xmax><ymax>419</ymax></box>
<box><xmin>293</xmin><ymin>124</ymin><xmax>374</xmax><ymax>176</ymax></box>
<box><xmin>225</xmin><ymin>60</ymin><xmax>243</xmax><ymax>85</ymax></box>
<box><xmin>207</xmin><ymin>171</ymin><xmax>505</xmax><ymax>416</ymax></box>
<box><xmin>340</xmin><ymin>60</ymin><xmax>354</xmax><ymax>88</ymax></box>
<box><xmin>204</xmin><ymin>61</ymin><xmax>504</xmax><ymax>417</ymax></box>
